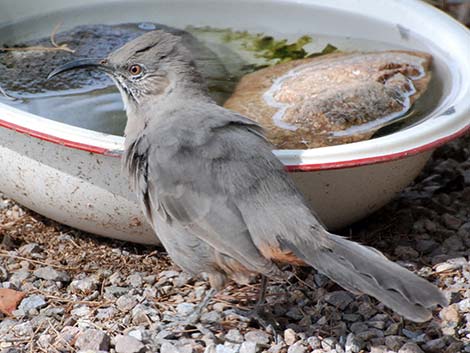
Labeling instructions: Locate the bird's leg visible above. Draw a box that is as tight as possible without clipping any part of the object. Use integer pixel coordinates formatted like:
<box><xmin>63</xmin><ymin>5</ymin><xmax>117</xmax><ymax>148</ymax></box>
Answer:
<box><xmin>234</xmin><ymin>276</ymin><xmax>268</xmax><ymax>315</ymax></box>
<box><xmin>253</xmin><ymin>275</ymin><xmax>268</xmax><ymax>309</ymax></box>
<box><xmin>235</xmin><ymin>276</ymin><xmax>281</xmax><ymax>333</ymax></box>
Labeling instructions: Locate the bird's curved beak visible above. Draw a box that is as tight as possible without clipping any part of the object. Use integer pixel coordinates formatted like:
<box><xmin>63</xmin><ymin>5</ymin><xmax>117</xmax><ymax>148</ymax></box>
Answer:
<box><xmin>47</xmin><ymin>58</ymin><xmax>112</xmax><ymax>80</ymax></box>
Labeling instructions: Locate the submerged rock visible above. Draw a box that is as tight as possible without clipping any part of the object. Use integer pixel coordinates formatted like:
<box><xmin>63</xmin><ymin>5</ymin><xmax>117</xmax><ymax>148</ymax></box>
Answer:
<box><xmin>224</xmin><ymin>50</ymin><xmax>432</xmax><ymax>149</ymax></box>
<box><xmin>0</xmin><ymin>23</ymin><xmax>231</xmax><ymax>102</ymax></box>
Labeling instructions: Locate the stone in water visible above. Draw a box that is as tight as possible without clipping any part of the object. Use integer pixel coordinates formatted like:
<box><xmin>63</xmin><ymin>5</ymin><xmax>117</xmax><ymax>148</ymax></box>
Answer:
<box><xmin>224</xmin><ymin>50</ymin><xmax>432</xmax><ymax>149</ymax></box>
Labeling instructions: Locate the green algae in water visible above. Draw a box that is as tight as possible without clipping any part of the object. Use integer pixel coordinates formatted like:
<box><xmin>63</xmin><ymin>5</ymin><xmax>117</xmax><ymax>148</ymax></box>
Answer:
<box><xmin>308</xmin><ymin>43</ymin><xmax>338</xmax><ymax>57</ymax></box>
<box><xmin>187</xmin><ymin>26</ymin><xmax>337</xmax><ymax>68</ymax></box>
<box><xmin>226</xmin><ymin>32</ymin><xmax>314</xmax><ymax>62</ymax></box>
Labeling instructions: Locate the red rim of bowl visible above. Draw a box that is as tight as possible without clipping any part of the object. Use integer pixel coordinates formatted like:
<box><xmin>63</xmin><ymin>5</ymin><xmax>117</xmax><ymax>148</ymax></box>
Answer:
<box><xmin>1</xmin><ymin>116</ymin><xmax>468</xmax><ymax>172</ymax></box>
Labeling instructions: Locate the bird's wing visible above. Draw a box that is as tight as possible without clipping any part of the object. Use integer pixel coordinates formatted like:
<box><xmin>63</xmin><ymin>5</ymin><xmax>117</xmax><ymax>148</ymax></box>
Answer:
<box><xmin>135</xmin><ymin>104</ymin><xmax>283</xmax><ymax>276</ymax></box>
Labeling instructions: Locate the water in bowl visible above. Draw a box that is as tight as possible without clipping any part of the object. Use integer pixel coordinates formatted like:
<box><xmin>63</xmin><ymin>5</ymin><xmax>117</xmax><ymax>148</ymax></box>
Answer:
<box><xmin>0</xmin><ymin>1</ymin><xmax>445</xmax><ymax>147</ymax></box>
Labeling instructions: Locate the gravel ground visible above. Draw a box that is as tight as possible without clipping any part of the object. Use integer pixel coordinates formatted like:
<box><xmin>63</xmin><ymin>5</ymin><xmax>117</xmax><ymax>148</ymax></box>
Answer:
<box><xmin>0</xmin><ymin>132</ymin><xmax>469</xmax><ymax>353</ymax></box>
<box><xmin>1</xmin><ymin>3</ymin><xmax>470</xmax><ymax>352</ymax></box>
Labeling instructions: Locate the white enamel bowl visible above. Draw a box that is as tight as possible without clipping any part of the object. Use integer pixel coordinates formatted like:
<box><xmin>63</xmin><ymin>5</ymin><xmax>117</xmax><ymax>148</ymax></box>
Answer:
<box><xmin>0</xmin><ymin>0</ymin><xmax>469</xmax><ymax>245</ymax></box>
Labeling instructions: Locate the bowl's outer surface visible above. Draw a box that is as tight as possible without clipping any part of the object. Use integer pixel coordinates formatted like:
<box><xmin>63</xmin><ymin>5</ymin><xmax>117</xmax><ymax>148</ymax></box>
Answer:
<box><xmin>0</xmin><ymin>121</ymin><xmax>432</xmax><ymax>244</ymax></box>
<box><xmin>0</xmin><ymin>125</ymin><xmax>157</xmax><ymax>244</ymax></box>
<box><xmin>0</xmin><ymin>0</ymin><xmax>469</xmax><ymax>244</ymax></box>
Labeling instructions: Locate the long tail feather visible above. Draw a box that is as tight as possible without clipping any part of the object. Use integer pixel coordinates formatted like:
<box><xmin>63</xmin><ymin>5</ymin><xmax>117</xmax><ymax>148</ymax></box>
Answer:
<box><xmin>281</xmin><ymin>233</ymin><xmax>448</xmax><ymax>322</ymax></box>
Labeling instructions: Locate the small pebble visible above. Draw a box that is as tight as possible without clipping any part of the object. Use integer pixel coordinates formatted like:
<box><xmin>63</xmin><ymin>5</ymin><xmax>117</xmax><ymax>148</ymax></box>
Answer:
<box><xmin>321</xmin><ymin>337</ymin><xmax>337</xmax><ymax>350</ymax></box>
<box><xmin>402</xmin><ymin>329</ymin><xmax>420</xmax><ymax>340</ymax></box>
<box><xmin>367</xmin><ymin>320</ymin><xmax>386</xmax><ymax>329</ymax></box>
<box><xmin>9</xmin><ymin>269</ymin><xmax>30</xmax><ymax>287</ymax></box>
<box><xmin>128</xmin><ymin>273</ymin><xmax>143</xmax><ymax>288</ymax></box>
<box><xmin>442</xmin><ymin>235</ymin><xmax>464</xmax><ymax>251</ymax></box>
<box><xmin>370</xmin><ymin>346</ymin><xmax>389</xmax><ymax>353</ymax></box>
<box><xmin>440</xmin><ymin>304</ymin><xmax>460</xmax><ymax>323</ymax></box>
<box><xmin>201</xmin><ymin>310</ymin><xmax>222</xmax><ymax>324</ymax></box>
<box><xmin>33</xmin><ymin>266</ymin><xmax>70</xmax><ymax>282</ymax></box>
<box><xmin>239</xmin><ymin>341</ymin><xmax>257</xmax><ymax>353</ymax></box>
<box><xmin>394</xmin><ymin>246</ymin><xmax>419</xmax><ymax>259</ymax></box>
<box><xmin>132</xmin><ymin>309</ymin><xmax>151</xmax><ymax>326</ymax></box>
<box><xmin>398</xmin><ymin>342</ymin><xmax>424</xmax><ymax>353</ymax></box>
<box><xmin>18</xmin><ymin>294</ymin><xmax>46</xmax><ymax>313</ymax></box>
<box><xmin>244</xmin><ymin>330</ymin><xmax>271</xmax><ymax>346</ymax></box>
<box><xmin>458</xmin><ymin>298</ymin><xmax>470</xmax><ymax>312</ymax></box>
<box><xmin>12</xmin><ymin>322</ymin><xmax>33</xmax><ymax>336</ymax></box>
<box><xmin>350</xmin><ymin>322</ymin><xmax>368</xmax><ymax>334</ymax></box>
<box><xmin>75</xmin><ymin>329</ymin><xmax>110</xmax><ymax>351</ymax></box>
<box><xmin>287</xmin><ymin>342</ymin><xmax>307</xmax><ymax>353</ymax></box>
<box><xmin>225</xmin><ymin>329</ymin><xmax>244</xmax><ymax>343</ymax></box>
<box><xmin>345</xmin><ymin>333</ymin><xmax>364</xmax><ymax>353</ymax></box>
<box><xmin>416</xmin><ymin>239</ymin><xmax>438</xmax><ymax>253</ymax></box>
<box><xmin>442</xmin><ymin>213</ymin><xmax>462</xmax><ymax>230</ymax></box>
<box><xmin>104</xmin><ymin>286</ymin><xmax>129</xmax><ymax>298</ymax></box>
<box><xmin>357</xmin><ymin>302</ymin><xmax>377</xmax><ymax>319</ymax></box>
<box><xmin>55</xmin><ymin>326</ymin><xmax>80</xmax><ymax>351</ymax></box>
<box><xmin>69</xmin><ymin>277</ymin><xmax>97</xmax><ymax>294</ymax></box>
<box><xmin>445</xmin><ymin>342</ymin><xmax>464</xmax><ymax>353</ymax></box>
<box><xmin>116</xmin><ymin>294</ymin><xmax>138</xmax><ymax>312</ymax></box>
<box><xmin>96</xmin><ymin>307</ymin><xmax>116</xmax><ymax>320</ymax></box>
<box><xmin>284</xmin><ymin>328</ymin><xmax>297</xmax><ymax>345</ymax></box>
<box><xmin>384</xmin><ymin>322</ymin><xmax>401</xmax><ymax>336</ymax></box>
<box><xmin>324</xmin><ymin>291</ymin><xmax>354</xmax><ymax>310</ymax></box>
<box><xmin>0</xmin><ymin>266</ymin><xmax>8</xmax><ymax>281</ymax></box>
<box><xmin>18</xmin><ymin>243</ymin><xmax>41</xmax><ymax>256</ymax></box>
<box><xmin>356</xmin><ymin>329</ymin><xmax>383</xmax><ymax>341</ymax></box>
<box><xmin>177</xmin><ymin>302</ymin><xmax>195</xmax><ymax>316</ymax></box>
<box><xmin>115</xmin><ymin>335</ymin><xmax>145</xmax><ymax>353</ymax></box>
<box><xmin>384</xmin><ymin>335</ymin><xmax>406</xmax><ymax>351</ymax></box>
<box><xmin>421</xmin><ymin>337</ymin><xmax>447</xmax><ymax>353</ymax></box>
<box><xmin>128</xmin><ymin>328</ymin><xmax>144</xmax><ymax>341</ymax></box>
<box><xmin>158</xmin><ymin>336</ymin><xmax>180</xmax><ymax>353</ymax></box>
<box><xmin>41</xmin><ymin>306</ymin><xmax>65</xmax><ymax>317</ymax></box>
<box><xmin>307</xmin><ymin>337</ymin><xmax>321</xmax><ymax>349</ymax></box>
<box><xmin>37</xmin><ymin>333</ymin><xmax>52</xmax><ymax>349</ymax></box>
<box><xmin>71</xmin><ymin>305</ymin><xmax>91</xmax><ymax>317</ymax></box>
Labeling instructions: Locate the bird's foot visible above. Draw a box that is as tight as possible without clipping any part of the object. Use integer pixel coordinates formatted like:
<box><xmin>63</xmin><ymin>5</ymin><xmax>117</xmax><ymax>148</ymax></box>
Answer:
<box><xmin>232</xmin><ymin>276</ymin><xmax>281</xmax><ymax>339</ymax></box>
<box><xmin>234</xmin><ymin>305</ymin><xmax>281</xmax><ymax>336</ymax></box>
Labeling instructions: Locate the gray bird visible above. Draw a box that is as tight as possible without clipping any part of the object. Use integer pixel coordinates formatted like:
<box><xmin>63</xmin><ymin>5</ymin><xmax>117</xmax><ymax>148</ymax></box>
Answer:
<box><xmin>49</xmin><ymin>30</ymin><xmax>447</xmax><ymax>323</ymax></box>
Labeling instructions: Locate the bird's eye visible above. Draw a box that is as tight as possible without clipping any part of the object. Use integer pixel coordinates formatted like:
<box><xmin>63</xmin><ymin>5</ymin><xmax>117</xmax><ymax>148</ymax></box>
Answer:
<box><xmin>128</xmin><ymin>64</ymin><xmax>143</xmax><ymax>76</ymax></box>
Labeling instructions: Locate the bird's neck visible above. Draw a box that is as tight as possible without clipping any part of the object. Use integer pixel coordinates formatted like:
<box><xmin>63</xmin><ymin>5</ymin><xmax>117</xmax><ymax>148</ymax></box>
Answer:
<box><xmin>124</xmin><ymin>108</ymin><xmax>147</xmax><ymax>150</ymax></box>
<box><xmin>123</xmin><ymin>67</ymin><xmax>212</xmax><ymax>147</ymax></box>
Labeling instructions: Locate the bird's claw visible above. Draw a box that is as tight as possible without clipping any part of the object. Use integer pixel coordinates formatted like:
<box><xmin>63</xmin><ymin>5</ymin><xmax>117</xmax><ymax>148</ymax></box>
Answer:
<box><xmin>234</xmin><ymin>305</ymin><xmax>282</xmax><ymax>339</ymax></box>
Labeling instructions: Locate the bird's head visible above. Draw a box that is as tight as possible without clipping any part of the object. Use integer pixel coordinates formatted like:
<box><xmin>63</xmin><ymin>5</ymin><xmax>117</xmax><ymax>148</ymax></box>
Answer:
<box><xmin>48</xmin><ymin>30</ymin><xmax>204</xmax><ymax>111</ymax></box>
